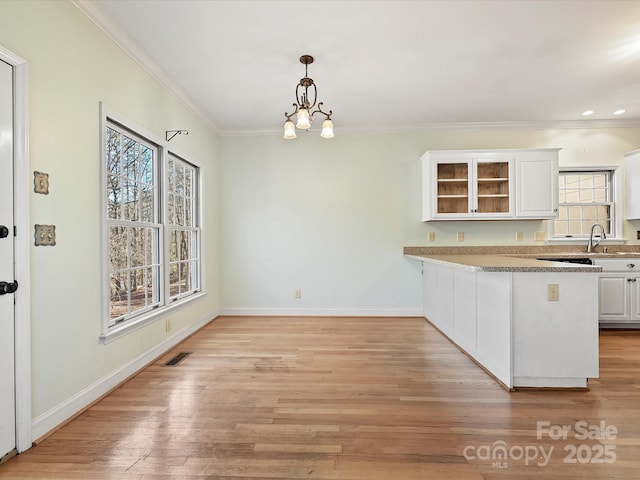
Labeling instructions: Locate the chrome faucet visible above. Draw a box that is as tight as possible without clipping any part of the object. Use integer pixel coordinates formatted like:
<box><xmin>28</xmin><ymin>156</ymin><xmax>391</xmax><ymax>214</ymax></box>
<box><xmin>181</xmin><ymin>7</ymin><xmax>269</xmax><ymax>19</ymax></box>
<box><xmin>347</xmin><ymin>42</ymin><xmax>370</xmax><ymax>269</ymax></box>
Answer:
<box><xmin>587</xmin><ymin>223</ymin><xmax>606</xmax><ymax>253</ymax></box>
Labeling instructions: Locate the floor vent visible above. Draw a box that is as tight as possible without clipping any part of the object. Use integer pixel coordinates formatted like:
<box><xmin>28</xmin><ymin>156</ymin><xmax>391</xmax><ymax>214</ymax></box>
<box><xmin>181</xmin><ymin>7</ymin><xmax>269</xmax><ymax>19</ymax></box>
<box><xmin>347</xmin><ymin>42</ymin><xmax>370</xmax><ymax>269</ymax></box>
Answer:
<box><xmin>164</xmin><ymin>352</ymin><xmax>192</xmax><ymax>366</ymax></box>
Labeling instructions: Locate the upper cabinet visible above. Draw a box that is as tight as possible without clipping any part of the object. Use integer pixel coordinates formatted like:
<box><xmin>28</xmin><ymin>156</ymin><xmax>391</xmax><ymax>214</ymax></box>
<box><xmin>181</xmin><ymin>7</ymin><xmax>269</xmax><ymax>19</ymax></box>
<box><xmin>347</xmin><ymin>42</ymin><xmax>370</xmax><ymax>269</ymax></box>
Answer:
<box><xmin>514</xmin><ymin>152</ymin><xmax>559</xmax><ymax>218</ymax></box>
<box><xmin>625</xmin><ymin>149</ymin><xmax>640</xmax><ymax>220</ymax></box>
<box><xmin>422</xmin><ymin>148</ymin><xmax>560</xmax><ymax>221</ymax></box>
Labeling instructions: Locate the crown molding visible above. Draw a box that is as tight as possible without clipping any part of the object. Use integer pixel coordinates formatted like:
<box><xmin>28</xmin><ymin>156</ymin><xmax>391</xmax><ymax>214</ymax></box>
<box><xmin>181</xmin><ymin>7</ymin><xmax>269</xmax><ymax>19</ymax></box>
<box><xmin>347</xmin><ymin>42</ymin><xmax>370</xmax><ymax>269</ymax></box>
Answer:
<box><xmin>71</xmin><ymin>0</ymin><xmax>220</xmax><ymax>135</ymax></box>
<box><xmin>220</xmin><ymin>118</ymin><xmax>640</xmax><ymax>137</ymax></box>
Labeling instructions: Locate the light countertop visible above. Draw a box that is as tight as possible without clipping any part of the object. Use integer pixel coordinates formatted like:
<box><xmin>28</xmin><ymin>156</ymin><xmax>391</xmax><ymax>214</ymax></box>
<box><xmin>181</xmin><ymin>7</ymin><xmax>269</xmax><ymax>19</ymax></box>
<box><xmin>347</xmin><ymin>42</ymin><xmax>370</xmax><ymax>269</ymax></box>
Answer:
<box><xmin>404</xmin><ymin>245</ymin><xmax>640</xmax><ymax>272</ymax></box>
<box><xmin>405</xmin><ymin>254</ymin><xmax>602</xmax><ymax>272</ymax></box>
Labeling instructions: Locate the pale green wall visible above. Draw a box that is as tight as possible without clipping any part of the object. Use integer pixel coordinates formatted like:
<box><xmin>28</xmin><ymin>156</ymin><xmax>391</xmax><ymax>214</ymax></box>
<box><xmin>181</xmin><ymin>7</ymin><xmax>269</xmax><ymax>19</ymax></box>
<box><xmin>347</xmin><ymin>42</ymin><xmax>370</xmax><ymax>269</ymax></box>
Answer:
<box><xmin>0</xmin><ymin>1</ymin><xmax>220</xmax><ymax>419</ymax></box>
<box><xmin>219</xmin><ymin>128</ymin><xmax>640</xmax><ymax>313</ymax></box>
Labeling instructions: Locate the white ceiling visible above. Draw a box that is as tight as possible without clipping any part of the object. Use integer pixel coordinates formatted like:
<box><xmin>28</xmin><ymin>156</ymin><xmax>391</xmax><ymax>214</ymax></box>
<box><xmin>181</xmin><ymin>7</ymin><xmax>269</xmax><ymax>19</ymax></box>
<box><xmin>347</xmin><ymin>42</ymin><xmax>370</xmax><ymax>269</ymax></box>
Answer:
<box><xmin>77</xmin><ymin>0</ymin><xmax>640</xmax><ymax>135</ymax></box>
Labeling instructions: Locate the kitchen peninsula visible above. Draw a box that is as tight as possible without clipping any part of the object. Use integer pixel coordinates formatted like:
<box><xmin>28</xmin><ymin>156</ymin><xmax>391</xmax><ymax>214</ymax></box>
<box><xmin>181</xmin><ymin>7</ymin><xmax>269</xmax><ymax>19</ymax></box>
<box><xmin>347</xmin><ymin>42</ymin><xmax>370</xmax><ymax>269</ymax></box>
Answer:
<box><xmin>405</xmin><ymin>247</ymin><xmax>603</xmax><ymax>390</ymax></box>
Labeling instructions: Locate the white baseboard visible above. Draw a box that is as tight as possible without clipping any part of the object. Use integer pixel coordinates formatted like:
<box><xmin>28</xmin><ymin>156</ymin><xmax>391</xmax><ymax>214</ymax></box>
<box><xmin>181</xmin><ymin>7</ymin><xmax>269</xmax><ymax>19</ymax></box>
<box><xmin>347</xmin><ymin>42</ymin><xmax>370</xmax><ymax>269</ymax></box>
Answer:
<box><xmin>31</xmin><ymin>312</ymin><xmax>218</xmax><ymax>442</ymax></box>
<box><xmin>218</xmin><ymin>307</ymin><xmax>423</xmax><ymax>317</ymax></box>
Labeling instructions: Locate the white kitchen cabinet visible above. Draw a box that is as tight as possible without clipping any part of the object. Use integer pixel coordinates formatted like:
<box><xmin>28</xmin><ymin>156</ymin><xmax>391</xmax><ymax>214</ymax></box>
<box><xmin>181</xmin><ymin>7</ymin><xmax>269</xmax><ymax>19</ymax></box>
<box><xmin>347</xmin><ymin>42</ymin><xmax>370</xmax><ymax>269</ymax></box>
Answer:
<box><xmin>417</xmin><ymin>256</ymin><xmax>598</xmax><ymax>389</ymax></box>
<box><xmin>422</xmin><ymin>151</ymin><xmax>513</xmax><ymax>220</ymax></box>
<box><xmin>625</xmin><ymin>149</ymin><xmax>640</xmax><ymax>220</ymax></box>
<box><xmin>594</xmin><ymin>259</ymin><xmax>640</xmax><ymax>325</ymax></box>
<box><xmin>421</xmin><ymin>148</ymin><xmax>560</xmax><ymax>221</ymax></box>
<box><xmin>515</xmin><ymin>153</ymin><xmax>559</xmax><ymax>218</ymax></box>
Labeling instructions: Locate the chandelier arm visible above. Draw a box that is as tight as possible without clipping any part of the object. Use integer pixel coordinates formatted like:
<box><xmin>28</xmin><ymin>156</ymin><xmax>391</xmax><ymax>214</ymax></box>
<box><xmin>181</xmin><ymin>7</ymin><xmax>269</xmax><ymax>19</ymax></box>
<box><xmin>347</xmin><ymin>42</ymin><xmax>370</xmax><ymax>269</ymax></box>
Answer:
<box><xmin>313</xmin><ymin>102</ymin><xmax>333</xmax><ymax>119</ymax></box>
<box><xmin>284</xmin><ymin>103</ymin><xmax>299</xmax><ymax>121</ymax></box>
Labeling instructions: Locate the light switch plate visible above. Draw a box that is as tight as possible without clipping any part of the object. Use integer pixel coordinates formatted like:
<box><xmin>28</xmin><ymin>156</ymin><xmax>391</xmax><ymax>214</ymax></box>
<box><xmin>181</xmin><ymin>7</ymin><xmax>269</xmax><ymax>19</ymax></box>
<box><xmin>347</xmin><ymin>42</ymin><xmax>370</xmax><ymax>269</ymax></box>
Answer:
<box><xmin>457</xmin><ymin>232</ymin><xmax>464</xmax><ymax>242</ymax></box>
<box><xmin>34</xmin><ymin>224</ymin><xmax>56</xmax><ymax>246</ymax></box>
<box><xmin>33</xmin><ymin>171</ymin><xmax>49</xmax><ymax>195</ymax></box>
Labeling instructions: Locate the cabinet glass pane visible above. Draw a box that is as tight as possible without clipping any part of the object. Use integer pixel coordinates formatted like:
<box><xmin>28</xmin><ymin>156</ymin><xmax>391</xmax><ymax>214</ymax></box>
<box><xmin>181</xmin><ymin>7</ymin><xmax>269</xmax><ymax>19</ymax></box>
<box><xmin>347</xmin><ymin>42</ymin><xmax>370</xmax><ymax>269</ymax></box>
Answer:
<box><xmin>476</xmin><ymin>162</ymin><xmax>509</xmax><ymax>213</ymax></box>
<box><xmin>436</xmin><ymin>163</ymin><xmax>468</xmax><ymax>214</ymax></box>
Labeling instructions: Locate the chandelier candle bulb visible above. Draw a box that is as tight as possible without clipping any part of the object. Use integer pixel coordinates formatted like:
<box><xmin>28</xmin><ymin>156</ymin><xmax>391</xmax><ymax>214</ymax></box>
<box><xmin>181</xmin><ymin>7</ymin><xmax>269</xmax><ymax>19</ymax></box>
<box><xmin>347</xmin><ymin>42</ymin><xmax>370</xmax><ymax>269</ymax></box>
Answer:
<box><xmin>321</xmin><ymin>118</ymin><xmax>334</xmax><ymax>138</ymax></box>
<box><xmin>283</xmin><ymin>120</ymin><xmax>296</xmax><ymax>139</ymax></box>
<box><xmin>296</xmin><ymin>108</ymin><xmax>311</xmax><ymax>130</ymax></box>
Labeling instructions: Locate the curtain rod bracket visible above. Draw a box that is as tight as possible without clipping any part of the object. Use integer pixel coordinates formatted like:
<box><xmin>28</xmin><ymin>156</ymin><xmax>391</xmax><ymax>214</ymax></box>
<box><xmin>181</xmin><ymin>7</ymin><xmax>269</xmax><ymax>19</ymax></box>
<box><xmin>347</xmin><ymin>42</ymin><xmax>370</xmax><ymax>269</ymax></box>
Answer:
<box><xmin>165</xmin><ymin>130</ymin><xmax>189</xmax><ymax>142</ymax></box>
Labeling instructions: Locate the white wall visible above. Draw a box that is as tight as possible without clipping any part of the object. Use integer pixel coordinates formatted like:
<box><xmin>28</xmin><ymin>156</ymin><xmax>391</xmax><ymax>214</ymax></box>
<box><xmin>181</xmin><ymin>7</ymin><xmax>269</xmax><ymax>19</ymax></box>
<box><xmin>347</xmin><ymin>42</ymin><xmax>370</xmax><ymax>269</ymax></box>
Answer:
<box><xmin>219</xmin><ymin>127</ymin><xmax>640</xmax><ymax>314</ymax></box>
<box><xmin>0</xmin><ymin>1</ymin><xmax>220</xmax><ymax>427</ymax></box>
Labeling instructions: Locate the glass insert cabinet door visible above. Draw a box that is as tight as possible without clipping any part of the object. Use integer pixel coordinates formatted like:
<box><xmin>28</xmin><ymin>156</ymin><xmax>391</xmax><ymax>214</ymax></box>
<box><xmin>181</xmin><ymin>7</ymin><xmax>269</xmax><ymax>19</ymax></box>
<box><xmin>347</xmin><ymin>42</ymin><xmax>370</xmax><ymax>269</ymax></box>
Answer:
<box><xmin>434</xmin><ymin>158</ymin><xmax>512</xmax><ymax>218</ymax></box>
<box><xmin>436</xmin><ymin>162</ymin><xmax>469</xmax><ymax>214</ymax></box>
<box><xmin>475</xmin><ymin>161</ymin><xmax>510</xmax><ymax>214</ymax></box>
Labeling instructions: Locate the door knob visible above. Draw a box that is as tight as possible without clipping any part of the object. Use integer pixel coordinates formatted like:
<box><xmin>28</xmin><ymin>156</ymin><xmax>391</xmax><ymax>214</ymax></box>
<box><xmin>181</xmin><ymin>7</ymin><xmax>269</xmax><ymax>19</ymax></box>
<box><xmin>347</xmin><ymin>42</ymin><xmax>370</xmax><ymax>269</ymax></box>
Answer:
<box><xmin>0</xmin><ymin>280</ymin><xmax>18</xmax><ymax>295</ymax></box>
<box><xmin>0</xmin><ymin>225</ymin><xmax>9</xmax><ymax>238</ymax></box>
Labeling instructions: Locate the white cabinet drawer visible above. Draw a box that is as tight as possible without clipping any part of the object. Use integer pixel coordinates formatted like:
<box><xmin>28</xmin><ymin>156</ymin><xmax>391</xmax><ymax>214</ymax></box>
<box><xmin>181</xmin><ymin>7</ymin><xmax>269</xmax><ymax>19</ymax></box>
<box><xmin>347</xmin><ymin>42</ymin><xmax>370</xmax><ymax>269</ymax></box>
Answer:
<box><xmin>594</xmin><ymin>259</ymin><xmax>640</xmax><ymax>272</ymax></box>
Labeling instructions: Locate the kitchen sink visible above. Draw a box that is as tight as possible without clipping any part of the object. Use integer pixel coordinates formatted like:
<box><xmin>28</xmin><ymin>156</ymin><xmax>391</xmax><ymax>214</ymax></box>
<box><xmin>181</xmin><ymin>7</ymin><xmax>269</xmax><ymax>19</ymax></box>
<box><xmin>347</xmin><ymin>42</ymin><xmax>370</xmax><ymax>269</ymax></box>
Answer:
<box><xmin>536</xmin><ymin>257</ymin><xmax>594</xmax><ymax>265</ymax></box>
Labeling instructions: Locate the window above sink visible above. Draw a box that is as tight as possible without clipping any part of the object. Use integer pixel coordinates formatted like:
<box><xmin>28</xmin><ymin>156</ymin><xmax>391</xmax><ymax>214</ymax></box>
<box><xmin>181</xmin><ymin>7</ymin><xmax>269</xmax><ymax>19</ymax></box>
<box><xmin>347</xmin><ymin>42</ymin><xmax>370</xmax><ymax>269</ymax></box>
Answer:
<box><xmin>546</xmin><ymin>166</ymin><xmax>624</xmax><ymax>244</ymax></box>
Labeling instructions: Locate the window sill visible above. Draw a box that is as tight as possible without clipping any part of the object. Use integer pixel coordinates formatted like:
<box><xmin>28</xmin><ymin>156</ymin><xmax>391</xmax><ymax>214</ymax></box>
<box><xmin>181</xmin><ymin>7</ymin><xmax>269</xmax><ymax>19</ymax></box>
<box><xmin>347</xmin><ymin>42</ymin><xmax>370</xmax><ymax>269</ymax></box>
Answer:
<box><xmin>546</xmin><ymin>237</ymin><xmax>627</xmax><ymax>246</ymax></box>
<box><xmin>100</xmin><ymin>291</ymin><xmax>206</xmax><ymax>344</ymax></box>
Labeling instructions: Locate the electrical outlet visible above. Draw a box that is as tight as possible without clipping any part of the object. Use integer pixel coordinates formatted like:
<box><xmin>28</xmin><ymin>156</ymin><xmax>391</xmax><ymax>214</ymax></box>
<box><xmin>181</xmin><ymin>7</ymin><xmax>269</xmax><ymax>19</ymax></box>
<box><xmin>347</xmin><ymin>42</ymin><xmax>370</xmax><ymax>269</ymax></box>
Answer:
<box><xmin>295</xmin><ymin>289</ymin><xmax>302</xmax><ymax>299</ymax></box>
<box><xmin>457</xmin><ymin>232</ymin><xmax>464</xmax><ymax>242</ymax></box>
<box><xmin>428</xmin><ymin>232</ymin><xmax>435</xmax><ymax>242</ymax></box>
<box><xmin>534</xmin><ymin>231</ymin><xmax>546</xmax><ymax>242</ymax></box>
<box><xmin>165</xmin><ymin>318</ymin><xmax>172</xmax><ymax>332</ymax></box>
<box><xmin>547</xmin><ymin>284</ymin><xmax>559</xmax><ymax>302</ymax></box>
<box><xmin>516</xmin><ymin>231</ymin><xmax>523</xmax><ymax>241</ymax></box>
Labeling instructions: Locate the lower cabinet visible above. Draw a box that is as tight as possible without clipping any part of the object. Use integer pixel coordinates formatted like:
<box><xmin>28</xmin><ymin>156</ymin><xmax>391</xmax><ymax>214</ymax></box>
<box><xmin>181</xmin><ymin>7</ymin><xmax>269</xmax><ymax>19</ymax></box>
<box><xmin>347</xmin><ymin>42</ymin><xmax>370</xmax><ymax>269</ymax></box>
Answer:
<box><xmin>595</xmin><ymin>259</ymin><xmax>640</xmax><ymax>326</ymax></box>
<box><xmin>420</xmin><ymin>261</ymin><xmax>599</xmax><ymax>389</ymax></box>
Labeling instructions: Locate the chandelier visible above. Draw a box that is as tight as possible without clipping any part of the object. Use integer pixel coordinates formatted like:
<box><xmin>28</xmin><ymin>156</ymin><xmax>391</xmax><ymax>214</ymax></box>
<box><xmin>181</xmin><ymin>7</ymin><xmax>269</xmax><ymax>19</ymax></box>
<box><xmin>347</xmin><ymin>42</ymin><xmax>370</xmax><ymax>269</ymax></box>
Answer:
<box><xmin>283</xmin><ymin>55</ymin><xmax>334</xmax><ymax>139</ymax></box>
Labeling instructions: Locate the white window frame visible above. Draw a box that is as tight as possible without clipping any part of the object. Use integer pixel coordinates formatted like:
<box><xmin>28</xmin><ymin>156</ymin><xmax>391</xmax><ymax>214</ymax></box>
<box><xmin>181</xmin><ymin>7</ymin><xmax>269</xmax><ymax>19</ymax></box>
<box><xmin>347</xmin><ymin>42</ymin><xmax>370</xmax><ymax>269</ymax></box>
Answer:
<box><xmin>166</xmin><ymin>153</ymin><xmax>201</xmax><ymax>302</ymax></box>
<box><xmin>100</xmin><ymin>104</ymin><xmax>204</xmax><ymax>343</ymax></box>
<box><xmin>547</xmin><ymin>166</ymin><xmax>624</xmax><ymax>244</ymax></box>
<box><xmin>104</xmin><ymin>121</ymin><xmax>163</xmax><ymax>326</ymax></box>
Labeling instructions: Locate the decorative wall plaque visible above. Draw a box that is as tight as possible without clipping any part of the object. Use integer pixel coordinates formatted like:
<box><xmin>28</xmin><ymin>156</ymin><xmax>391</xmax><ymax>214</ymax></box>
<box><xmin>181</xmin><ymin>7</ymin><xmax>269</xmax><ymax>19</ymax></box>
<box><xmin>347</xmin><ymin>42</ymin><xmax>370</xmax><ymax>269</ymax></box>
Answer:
<box><xmin>34</xmin><ymin>171</ymin><xmax>49</xmax><ymax>194</ymax></box>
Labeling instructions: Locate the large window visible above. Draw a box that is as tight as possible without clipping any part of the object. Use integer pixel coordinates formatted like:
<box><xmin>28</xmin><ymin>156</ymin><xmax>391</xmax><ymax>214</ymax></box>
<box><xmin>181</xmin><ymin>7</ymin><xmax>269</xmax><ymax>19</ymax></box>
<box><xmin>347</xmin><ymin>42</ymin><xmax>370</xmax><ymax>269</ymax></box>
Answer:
<box><xmin>102</xmin><ymin>115</ymin><xmax>201</xmax><ymax>339</ymax></box>
<box><xmin>553</xmin><ymin>170</ymin><xmax>614</xmax><ymax>237</ymax></box>
<box><xmin>106</xmin><ymin>124</ymin><xmax>161</xmax><ymax>324</ymax></box>
<box><xmin>168</xmin><ymin>155</ymin><xmax>200</xmax><ymax>300</ymax></box>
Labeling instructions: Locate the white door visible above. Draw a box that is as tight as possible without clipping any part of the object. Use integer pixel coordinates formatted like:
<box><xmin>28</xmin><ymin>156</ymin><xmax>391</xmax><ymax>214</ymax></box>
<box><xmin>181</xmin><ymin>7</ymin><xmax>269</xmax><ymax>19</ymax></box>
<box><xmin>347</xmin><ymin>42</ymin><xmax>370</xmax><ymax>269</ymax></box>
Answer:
<box><xmin>0</xmin><ymin>58</ymin><xmax>16</xmax><ymax>460</ymax></box>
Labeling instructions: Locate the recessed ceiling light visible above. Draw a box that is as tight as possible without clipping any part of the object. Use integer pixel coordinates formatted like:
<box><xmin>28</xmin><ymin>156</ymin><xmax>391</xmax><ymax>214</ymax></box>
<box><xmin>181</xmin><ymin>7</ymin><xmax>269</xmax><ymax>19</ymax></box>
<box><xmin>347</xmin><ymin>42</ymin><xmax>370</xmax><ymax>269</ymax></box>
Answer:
<box><xmin>613</xmin><ymin>109</ymin><xmax>626</xmax><ymax>115</ymax></box>
<box><xmin>582</xmin><ymin>110</ymin><xmax>594</xmax><ymax>116</ymax></box>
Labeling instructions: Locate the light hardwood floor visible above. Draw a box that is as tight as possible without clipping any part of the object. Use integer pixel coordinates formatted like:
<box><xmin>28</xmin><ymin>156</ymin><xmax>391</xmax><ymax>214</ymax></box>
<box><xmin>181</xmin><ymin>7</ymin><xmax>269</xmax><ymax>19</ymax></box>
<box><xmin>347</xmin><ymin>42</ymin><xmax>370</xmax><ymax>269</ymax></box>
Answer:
<box><xmin>1</xmin><ymin>316</ymin><xmax>639</xmax><ymax>479</ymax></box>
